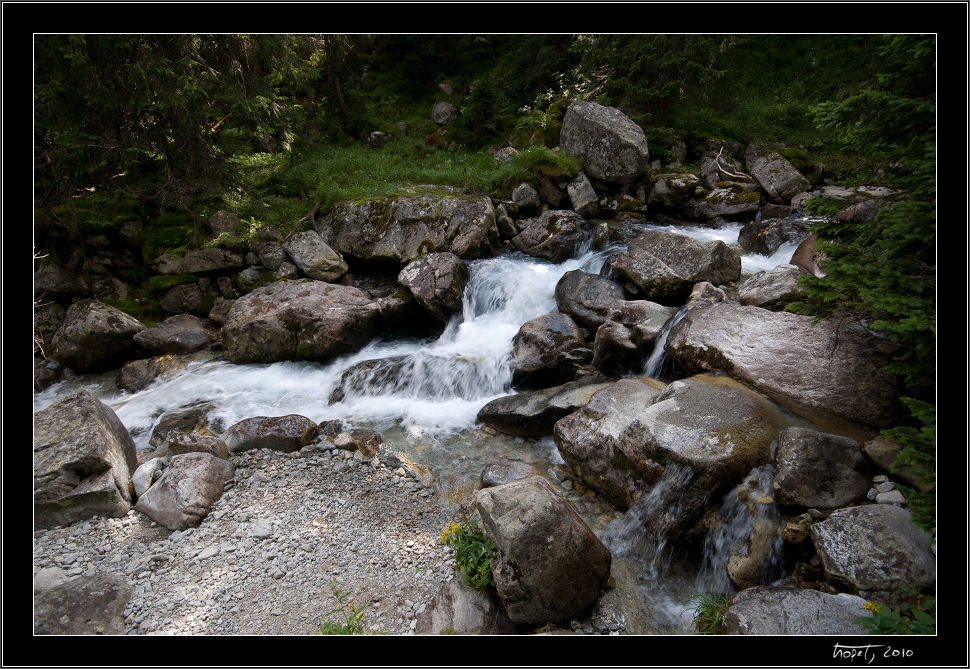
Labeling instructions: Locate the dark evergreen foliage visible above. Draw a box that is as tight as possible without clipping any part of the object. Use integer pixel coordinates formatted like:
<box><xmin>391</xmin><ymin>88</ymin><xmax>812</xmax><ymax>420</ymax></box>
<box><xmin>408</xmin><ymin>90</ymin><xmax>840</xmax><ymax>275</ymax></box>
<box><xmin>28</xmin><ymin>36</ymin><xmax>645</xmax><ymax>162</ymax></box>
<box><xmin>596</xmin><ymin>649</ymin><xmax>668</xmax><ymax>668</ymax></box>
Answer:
<box><xmin>784</xmin><ymin>35</ymin><xmax>936</xmax><ymax>531</ymax></box>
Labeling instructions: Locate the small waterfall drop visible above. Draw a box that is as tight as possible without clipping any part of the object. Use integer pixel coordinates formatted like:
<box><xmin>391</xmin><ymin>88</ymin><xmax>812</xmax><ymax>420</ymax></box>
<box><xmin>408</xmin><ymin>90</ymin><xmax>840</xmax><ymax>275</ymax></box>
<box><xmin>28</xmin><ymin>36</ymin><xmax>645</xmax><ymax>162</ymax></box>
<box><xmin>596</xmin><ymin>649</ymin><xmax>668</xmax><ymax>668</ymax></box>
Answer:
<box><xmin>694</xmin><ymin>464</ymin><xmax>786</xmax><ymax>597</ymax></box>
<box><xmin>642</xmin><ymin>306</ymin><xmax>689</xmax><ymax>380</ymax></box>
<box><xmin>601</xmin><ymin>463</ymin><xmax>705</xmax><ymax>633</ymax></box>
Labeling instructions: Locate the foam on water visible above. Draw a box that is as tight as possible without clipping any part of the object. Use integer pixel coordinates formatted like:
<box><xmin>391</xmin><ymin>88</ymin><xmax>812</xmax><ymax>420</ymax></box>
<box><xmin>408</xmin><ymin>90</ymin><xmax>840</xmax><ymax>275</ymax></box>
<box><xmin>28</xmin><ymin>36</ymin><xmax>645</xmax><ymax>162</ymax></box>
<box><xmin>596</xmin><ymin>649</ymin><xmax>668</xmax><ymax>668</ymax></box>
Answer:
<box><xmin>34</xmin><ymin>246</ymin><xmax>616</xmax><ymax>451</ymax></box>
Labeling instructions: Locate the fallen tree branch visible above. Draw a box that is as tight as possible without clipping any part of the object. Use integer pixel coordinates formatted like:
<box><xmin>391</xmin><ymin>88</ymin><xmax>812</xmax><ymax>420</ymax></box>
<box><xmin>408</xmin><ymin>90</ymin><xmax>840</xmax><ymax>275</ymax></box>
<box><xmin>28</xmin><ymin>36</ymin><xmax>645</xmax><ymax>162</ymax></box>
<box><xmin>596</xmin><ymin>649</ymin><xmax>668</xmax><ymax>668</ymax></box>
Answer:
<box><xmin>283</xmin><ymin>202</ymin><xmax>322</xmax><ymax>243</ymax></box>
<box><xmin>714</xmin><ymin>147</ymin><xmax>750</xmax><ymax>181</ymax></box>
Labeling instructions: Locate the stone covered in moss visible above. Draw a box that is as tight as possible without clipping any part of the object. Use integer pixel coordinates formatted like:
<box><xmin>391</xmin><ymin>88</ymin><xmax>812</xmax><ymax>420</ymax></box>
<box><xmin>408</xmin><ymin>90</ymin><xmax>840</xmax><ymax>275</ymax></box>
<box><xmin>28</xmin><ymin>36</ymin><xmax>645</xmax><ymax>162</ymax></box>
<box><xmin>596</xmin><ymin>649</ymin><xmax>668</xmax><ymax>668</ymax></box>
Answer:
<box><xmin>315</xmin><ymin>186</ymin><xmax>498</xmax><ymax>264</ymax></box>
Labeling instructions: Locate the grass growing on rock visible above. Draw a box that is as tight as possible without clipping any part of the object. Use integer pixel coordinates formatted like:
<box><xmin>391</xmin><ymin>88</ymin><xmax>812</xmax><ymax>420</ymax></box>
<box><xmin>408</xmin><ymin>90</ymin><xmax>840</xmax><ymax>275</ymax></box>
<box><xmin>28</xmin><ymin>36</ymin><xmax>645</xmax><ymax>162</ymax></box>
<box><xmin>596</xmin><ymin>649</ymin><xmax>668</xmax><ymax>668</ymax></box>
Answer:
<box><xmin>215</xmin><ymin>138</ymin><xmax>581</xmax><ymax>239</ymax></box>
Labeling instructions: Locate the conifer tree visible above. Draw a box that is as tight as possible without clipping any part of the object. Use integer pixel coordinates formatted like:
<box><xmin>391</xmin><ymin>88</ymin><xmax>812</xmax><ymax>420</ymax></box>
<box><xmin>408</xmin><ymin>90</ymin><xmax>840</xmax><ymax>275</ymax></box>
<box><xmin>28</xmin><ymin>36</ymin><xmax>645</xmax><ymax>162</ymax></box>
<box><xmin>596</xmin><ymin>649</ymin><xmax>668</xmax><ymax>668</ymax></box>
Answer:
<box><xmin>785</xmin><ymin>35</ymin><xmax>936</xmax><ymax>531</ymax></box>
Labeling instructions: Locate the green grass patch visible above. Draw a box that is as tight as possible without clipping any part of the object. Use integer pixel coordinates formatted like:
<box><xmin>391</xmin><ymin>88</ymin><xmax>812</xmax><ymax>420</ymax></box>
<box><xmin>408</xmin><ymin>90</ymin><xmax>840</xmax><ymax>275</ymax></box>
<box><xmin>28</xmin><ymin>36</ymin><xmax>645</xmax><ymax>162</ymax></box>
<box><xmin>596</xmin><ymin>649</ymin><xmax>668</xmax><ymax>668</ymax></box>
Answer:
<box><xmin>688</xmin><ymin>591</ymin><xmax>730</xmax><ymax>634</ymax></box>
<box><xmin>207</xmin><ymin>138</ymin><xmax>581</xmax><ymax>238</ymax></box>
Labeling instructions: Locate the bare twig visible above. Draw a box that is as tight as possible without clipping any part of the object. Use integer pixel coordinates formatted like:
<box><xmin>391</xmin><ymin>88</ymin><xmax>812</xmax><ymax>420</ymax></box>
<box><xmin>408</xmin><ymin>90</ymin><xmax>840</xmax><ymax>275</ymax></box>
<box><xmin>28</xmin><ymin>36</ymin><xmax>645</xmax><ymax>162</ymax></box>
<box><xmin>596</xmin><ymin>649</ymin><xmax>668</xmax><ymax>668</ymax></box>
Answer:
<box><xmin>714</xmin><ymin>147</ymin><xmax>749</xmax><ymax>180</ymax></box>
<box><xmin>283</xmin><ymin>202</ymin><xmax>321</xmax><ymax>244</ymax></box>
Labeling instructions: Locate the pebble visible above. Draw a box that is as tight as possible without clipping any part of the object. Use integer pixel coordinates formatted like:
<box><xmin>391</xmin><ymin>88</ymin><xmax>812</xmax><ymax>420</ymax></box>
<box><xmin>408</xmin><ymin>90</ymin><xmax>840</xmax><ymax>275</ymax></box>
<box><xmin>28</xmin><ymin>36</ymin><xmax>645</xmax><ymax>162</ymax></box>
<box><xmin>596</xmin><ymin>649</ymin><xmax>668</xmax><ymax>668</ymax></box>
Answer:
<box><xmin>32</xmin><ymin>447</ymin><xmax>459</xmax><ymax>635</ymax></box>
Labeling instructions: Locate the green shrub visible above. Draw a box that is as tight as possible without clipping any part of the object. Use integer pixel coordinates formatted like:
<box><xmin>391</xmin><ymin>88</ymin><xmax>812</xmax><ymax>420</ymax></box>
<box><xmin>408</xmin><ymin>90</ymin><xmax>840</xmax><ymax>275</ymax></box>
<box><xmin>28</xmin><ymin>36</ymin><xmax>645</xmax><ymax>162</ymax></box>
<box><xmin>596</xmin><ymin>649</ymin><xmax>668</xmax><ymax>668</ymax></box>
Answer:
<box><xmin>439</xmin><ymin>515</ymin><xmax>495</xmax><ymax>593</ymax></box>
<box><xmin>856</xmin><ymin>596</ymin><xmax>936</xmax><ymax>635</ymax></box>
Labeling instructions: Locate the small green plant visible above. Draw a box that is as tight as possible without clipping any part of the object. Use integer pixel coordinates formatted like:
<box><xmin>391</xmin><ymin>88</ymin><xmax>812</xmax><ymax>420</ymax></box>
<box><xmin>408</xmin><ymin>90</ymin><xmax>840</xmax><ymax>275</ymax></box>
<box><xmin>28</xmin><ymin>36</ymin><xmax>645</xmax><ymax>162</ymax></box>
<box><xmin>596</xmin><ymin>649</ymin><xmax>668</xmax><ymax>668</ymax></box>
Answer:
<box><xmin>856</xmin><ymin>597</ymin><xmax>936</xmax><ymax>635</ymax></box>
<box><xmin>688</xmin><ymin>591</ymin><xmax>730</xmax><ymax>635</ymax></box>
<box><xmin>439</xmin><ymin>513</ymin><xmax>496</xmax><ymax>593</ymax></box>
<box><xmin>318</xmin><ymin>578</ymin><xmax>367</xmax><ymax>635</ymax></box>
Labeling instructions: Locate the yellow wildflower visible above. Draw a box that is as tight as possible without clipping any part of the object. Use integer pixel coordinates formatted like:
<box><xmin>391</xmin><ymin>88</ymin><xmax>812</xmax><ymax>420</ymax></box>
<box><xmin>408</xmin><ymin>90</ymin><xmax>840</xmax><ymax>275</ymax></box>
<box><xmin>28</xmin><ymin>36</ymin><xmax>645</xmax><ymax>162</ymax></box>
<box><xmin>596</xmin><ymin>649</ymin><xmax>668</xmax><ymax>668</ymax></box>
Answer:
<box><xmin>439</xmin><ymin>522</ymin><xmax>460</xmax><ymax>544</ymax></box>
<box><xmin>863</xmin><ymin>601</ymin><xmax>881</xmax><ymax>614</ymax></box>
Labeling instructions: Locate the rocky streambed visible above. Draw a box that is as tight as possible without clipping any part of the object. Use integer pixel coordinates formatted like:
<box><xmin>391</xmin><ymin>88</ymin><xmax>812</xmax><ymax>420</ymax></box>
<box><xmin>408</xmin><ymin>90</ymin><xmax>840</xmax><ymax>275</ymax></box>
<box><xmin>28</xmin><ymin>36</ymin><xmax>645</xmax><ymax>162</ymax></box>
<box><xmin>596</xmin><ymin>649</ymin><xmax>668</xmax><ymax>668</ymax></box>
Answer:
<box><xmin>34</xmin><ymin>99</ymin><xmax>937</xmax><ymax>640</ymax></box>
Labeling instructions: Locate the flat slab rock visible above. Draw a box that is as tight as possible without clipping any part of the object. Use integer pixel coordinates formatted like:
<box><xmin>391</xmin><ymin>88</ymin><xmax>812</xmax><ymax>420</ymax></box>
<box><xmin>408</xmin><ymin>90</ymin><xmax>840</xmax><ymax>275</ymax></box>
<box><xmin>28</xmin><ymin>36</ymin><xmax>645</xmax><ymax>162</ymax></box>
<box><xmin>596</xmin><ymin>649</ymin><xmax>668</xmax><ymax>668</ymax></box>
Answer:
<box><xmin>724</xmin><ymin>585</ymin><xmax>871</xmax><ymax>635</ymax></box>
<box><xmin>34</xmin><ymin>573</ymin><xmax>133</xmax><ymax>634</ymax></box>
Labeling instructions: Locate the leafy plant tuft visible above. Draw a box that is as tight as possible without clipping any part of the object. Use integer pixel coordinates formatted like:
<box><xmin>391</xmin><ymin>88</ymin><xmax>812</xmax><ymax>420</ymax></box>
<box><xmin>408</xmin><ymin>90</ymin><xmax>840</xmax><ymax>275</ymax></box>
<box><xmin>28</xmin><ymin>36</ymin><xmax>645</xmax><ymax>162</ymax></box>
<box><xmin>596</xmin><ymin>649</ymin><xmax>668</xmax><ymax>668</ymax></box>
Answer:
<box><xmin>439</xmin><ymin>513</ymin><xmax>496</xmax><ymax>593</ymax></box>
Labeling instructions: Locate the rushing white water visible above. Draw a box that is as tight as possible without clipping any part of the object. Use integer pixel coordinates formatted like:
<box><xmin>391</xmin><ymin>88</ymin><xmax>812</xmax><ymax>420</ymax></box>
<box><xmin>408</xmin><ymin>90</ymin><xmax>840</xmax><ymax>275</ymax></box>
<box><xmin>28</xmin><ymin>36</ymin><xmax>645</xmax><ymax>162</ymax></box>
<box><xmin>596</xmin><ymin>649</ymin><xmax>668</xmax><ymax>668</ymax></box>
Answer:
<box><xmin>641</xmin><ymin>221</ymin><xmax>808</xmax><ymax>275</ymax></box>
<box><xmin>33</xmin><ymin>215</ymin><xmax>816</xmax><ymax>635</ymax></box>
<box><xmin>34</xmin><ymin>247</ymin><xmax>616</xmax><ymax>452</ymax></box>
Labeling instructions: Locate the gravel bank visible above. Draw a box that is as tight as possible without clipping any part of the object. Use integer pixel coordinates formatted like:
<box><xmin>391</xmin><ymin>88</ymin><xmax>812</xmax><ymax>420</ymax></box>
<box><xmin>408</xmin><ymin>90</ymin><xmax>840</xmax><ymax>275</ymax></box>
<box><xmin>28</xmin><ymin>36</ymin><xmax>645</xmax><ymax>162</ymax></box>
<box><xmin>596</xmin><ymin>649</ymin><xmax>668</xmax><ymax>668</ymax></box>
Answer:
<box><xmin>33</xmin><ymin>446</ymin><xmax>460</xmax><ymax>635</ymax></box>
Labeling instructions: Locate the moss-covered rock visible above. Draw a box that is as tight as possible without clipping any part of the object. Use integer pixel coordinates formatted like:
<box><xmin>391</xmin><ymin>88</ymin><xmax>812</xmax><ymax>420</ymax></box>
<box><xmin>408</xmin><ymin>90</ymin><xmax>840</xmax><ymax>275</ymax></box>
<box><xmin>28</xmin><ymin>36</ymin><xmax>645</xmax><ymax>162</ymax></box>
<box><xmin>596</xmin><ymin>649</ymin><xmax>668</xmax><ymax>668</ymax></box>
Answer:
<box><xmin>315</xmin><ymin>185</ymin><xmax>498</xmax><ymax>264</ymax></box>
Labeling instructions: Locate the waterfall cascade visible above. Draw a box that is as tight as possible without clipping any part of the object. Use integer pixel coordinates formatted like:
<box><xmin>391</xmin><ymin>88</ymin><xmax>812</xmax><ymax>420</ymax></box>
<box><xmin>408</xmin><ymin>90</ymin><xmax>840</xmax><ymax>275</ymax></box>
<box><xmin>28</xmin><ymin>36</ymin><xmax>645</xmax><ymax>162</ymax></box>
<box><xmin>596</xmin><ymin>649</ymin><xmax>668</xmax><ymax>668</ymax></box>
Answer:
<box><xmin>642</xmin><ymin>306</ymin><xmax>689</xmax><ymax>380</ymax></box>
<box><xmin>33</xmin><ymin>216</ymin><xmax>812</xmax><ymax>634</ymax></box>
<box><xmin>694</xmin><ymin>464</ymin><xmax>787</xmax><ymax>597</ymax></box>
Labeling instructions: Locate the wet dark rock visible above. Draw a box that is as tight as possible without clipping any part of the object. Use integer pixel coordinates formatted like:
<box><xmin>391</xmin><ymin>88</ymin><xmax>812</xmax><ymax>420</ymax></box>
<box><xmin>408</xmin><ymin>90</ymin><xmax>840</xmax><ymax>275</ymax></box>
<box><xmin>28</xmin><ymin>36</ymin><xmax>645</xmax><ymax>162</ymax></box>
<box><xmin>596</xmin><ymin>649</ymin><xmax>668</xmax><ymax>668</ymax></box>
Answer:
<box><xmin>511</xmin><ymin>313</ymin><xmax>586</xmax><ymax>387</ymax></box>
<box><xmin>608</xmin><ymin>230</ymin><xmax>741</xmax><ymax>306</ymax></box>
<box><xmin>221</xmin><ymin>414</ymin><xmax>319</xmax><ymax>454</ymax></box>
<box><xmin>555</xmin><ymin>269</ymin><xmax>628</xmax><ymax>330</ymax></box>
<box><xmin>132</xmin><ymin>314</ymin><xmax>215</xmax><ymax>355</ymax></box>
<box><xmin>475</xmin><ymin>476</ymin><xmax>612</xmax><ymax>625</ymax></box>
<box><xmin>52</xmin><ymin>299</ymin><xmax>146</xmax><ymax>373</ymax></box>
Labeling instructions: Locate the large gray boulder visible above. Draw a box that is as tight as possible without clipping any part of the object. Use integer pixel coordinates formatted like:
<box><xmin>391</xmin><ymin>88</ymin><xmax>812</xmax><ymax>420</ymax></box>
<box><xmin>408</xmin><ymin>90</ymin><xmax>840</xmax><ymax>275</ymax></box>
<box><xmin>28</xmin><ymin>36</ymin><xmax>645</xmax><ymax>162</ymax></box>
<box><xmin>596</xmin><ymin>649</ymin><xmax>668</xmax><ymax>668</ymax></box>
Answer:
<box><xmin>315</xmin><ymin>186</ymin><xmax>498</xmax><ymax>264</ymax></box>
<box><xmin>608</xmin><ymin>230</ymin><xmax>741</xmax><ymax>306</ymax></box>
<box><xmin>511</xmin><ymin>313</ymin><xmax>586</xmax><ymax>387</ymax></box>
<box><xmin>772</xmin><ymin>427</ymin><xmax>871</xmax><ymax>509</ymax></box>
<box><xmin>738</xmin><ymin>218</ymin><xmax>810</xmax><ymax>256</ymax></box>
<box><xmin>34</xmin><ymin>257</ymin><xmax>90</xmax><ymax>300</ymax></box>
<box><xmin>397</xmin><ymin>252</ymin><xmax>469</xmax><ymax>323</ymax></box>
<box><xmin>559</xmin><ymin>100</ymin><xmax>649</xmax><ymax>185</ymax></box>
<box><xmin>552</xmin><ymin>377</ymin><xmax>667</xmax><ymax>510</ymax></box>
<box><xmin>221</xmin><ymin>279</ymin><xmax>392</xmax><ymax>364</ymax></box>
<box><xmin>431</xmin><ymin>101</ymin><xmax>457</xmax><ymax>125</ymax></box>
<box><xmin>511</xmin><ymin>210</ymin><xmax>593</xmax><ymax>263</ymax></box>
<box><xmin>682</xmin><ymin>183</ymin><xmax>762</xmax><ymax>221</ymax></box>
<box><xmin>647</xmin><ymin>171</ymin><xmax>702</xmax><ymax>208</ymax></box>
<box><xmin>554</xmin><ymin>269</ymin><xmax>628</xmax><ymax>330</ymax></box>
<box><xmin>474</xmin><ymin>476</ymin><xmax>612</xmax><ymax>625</ymax></box>
<box><xmin>477</xmin><ymin>379</ymin><xmax>614</xmax><ymax>438</ymax></box>
<box><xmin>737</xmin><ymin>264</ymin><xmax>807</xmax><ymax>311</ymax></box>
<box><xmin>153</xmin><ymin>246</ymin><xmax>245</xmax><ymax>274</ymax></box>
<box><xmin>134</xmin><ymin>452</ymin><xmax>233</xmax><ymax>530</ymax></box>
<box><xmin>810</xmin><ymin>505</ymin><xmax>936</xmax><ymax>607</ymax></box>
<box><xmin>52</xmin><ymin>299</ymin><xmax>146</xmax><ymax>373</ymax></box>
<box><xmin>743</xmin><ymin>143</ymin><xmax>811</xmax><ymax>205</ymax></box>
<box><xmin>512</xmin><ymin>182</ymin><xmax>541</xmax><ymax>216</ymax></box>
<box><xmin>665</xmin><ymin>302</ymin><xmax>906</xmax><ymax>429</ymax></box>
<box><xmin>555</xmin><ymin>375</ymin><xmax>788</xmax><ymax>531</ymax></box>
<box><xmin>132</xmin><ymin>314</ymin><xmax>214</xmax><ymax>355</ymax></box>
<box><xmin>282</xmin><ymin>230</ymin><xmax>349</xmax><ymax>282</ymax></box>
<box><xmin>566</xmin><ymin>172</ymin><xmax>601</xmax><ymax>217</ymax></box>
<box><xmin>724</xmin><ymin>586</ymin><xmax>872</xmax><ymax>635</ymax></box>
<box><xmin>34</xmin><ymin>390</ymin><xmax>138</xmax><ymax>529</ymax></box>
<box><xmin>34</xmin><ymin>573</ymin><xmax>133</xmax><ymax>634</ymax></box>
<box><xmin>221</xmin><ymin>414</ymin><xmax>319</xmax><ymax>454</ymax></box>
<box><xmin>158</xmin><ymin>281</ymin><xmax>213</xmax><ymax>316</ymax></box>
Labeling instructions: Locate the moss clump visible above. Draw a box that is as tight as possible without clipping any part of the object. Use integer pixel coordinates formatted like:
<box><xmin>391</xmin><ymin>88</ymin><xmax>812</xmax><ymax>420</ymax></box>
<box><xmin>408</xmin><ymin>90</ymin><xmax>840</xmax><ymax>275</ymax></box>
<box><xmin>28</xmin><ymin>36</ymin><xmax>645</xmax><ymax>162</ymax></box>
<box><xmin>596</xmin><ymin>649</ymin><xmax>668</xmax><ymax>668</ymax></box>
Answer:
<box><xmin>147</xmin><ymin>274</ymin><xmax>198</xmax><ymax>293</ymax></box>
